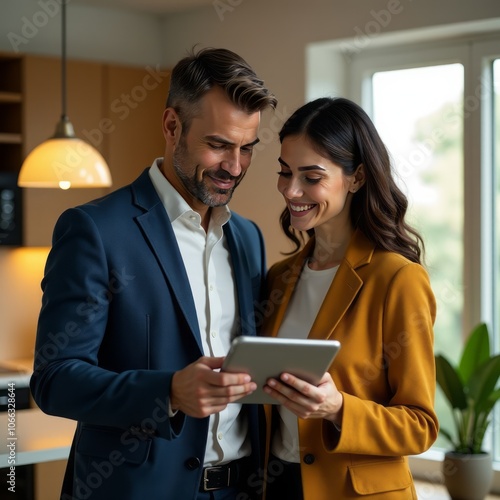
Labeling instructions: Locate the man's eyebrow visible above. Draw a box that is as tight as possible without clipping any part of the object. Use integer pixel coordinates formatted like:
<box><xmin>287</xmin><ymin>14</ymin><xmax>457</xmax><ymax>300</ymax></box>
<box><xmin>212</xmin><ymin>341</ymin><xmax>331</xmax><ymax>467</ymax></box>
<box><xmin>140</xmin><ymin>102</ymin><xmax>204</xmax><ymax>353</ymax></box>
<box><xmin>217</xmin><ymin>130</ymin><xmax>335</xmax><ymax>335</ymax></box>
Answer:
<box><xmin>246</xmin><ymin>138</ymin><xmax>260</xmax><ymax>147</ymax></box>
<box><xmin>205</xmin><ymin>135</ymin><xmax>260</xmax><ymax>147</ymax></box>
<box><xmin>278</xmin><ymin>157</ymin><xmax>326</xmax><ymax>171</ymax></box>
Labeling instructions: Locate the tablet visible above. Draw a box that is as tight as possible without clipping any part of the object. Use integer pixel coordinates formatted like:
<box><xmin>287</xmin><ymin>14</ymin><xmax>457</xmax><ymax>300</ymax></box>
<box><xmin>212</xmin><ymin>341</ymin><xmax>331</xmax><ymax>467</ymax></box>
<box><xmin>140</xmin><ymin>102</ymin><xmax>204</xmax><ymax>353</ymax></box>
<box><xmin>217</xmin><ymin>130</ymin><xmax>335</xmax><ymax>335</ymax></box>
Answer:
<box><xmin>222</xmin><ymin>336</ymin><xmax>341</xmax><ymax>404</ymax></box>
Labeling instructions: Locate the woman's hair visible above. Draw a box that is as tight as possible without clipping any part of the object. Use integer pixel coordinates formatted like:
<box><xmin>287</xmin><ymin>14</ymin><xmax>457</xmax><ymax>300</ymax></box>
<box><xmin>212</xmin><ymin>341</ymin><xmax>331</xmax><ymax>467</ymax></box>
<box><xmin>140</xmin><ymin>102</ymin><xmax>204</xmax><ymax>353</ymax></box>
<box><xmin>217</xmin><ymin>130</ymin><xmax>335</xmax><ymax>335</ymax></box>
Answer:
<box><xmin>278</xmin><ymin>97</ymin><xmax>424</xmax><ymax>264</ymax></box>
<box><xmin>166</xmin><ymin>47</ymin><xmax>277</xmax><ymax>132</ymax></box>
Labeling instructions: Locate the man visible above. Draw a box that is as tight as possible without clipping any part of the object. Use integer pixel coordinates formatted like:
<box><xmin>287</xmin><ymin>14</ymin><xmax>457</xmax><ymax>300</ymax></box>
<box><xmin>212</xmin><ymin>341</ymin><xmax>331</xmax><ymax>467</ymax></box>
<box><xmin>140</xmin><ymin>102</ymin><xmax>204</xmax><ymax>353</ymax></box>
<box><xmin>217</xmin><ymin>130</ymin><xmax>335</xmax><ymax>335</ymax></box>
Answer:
<box><xmin>30</xmin><ymin>47</ymin><xmax>277</xmax><ymax>500</ymax></box>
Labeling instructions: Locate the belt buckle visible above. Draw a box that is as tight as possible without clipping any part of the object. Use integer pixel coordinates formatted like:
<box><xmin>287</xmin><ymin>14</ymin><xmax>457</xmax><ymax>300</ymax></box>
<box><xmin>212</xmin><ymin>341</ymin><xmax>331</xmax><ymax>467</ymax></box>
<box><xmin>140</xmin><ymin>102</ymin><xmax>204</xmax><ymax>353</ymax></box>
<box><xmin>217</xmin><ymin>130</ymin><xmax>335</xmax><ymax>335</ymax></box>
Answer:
<box><xmin>203</xmin><ymin>465</ymin><xmax>230</xmax><ymax>491</ymax></box>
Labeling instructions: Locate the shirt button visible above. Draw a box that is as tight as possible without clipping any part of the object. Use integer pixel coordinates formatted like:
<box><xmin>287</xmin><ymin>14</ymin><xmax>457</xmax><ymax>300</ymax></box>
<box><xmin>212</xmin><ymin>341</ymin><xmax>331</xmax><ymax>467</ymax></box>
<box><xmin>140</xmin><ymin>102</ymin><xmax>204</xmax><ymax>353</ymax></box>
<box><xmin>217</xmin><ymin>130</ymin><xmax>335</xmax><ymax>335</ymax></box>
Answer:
<box><xmin>217</xmin><ymin>432</ymin><xmax>223</xmax><ymax>441</ymax></box>
<box><xmin>211</xmin><ymin>331</ymin><xmax>217</xmax><ymax>338</ymax></box>
<box><xmin>209</xmin><ymin>284</ymin><xmax>214</xmax><ymax>292</ymax></box>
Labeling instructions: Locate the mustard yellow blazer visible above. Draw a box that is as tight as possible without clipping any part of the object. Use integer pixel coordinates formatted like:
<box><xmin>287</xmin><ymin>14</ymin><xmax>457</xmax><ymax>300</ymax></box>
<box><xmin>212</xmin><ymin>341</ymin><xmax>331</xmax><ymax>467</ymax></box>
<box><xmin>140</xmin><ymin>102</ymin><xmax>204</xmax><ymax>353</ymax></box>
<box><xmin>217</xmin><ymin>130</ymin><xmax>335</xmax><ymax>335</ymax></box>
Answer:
<box><xmin>262</xmin><ymin>229</ymin><xmax>438</xmax><ymax>500</ymax></box>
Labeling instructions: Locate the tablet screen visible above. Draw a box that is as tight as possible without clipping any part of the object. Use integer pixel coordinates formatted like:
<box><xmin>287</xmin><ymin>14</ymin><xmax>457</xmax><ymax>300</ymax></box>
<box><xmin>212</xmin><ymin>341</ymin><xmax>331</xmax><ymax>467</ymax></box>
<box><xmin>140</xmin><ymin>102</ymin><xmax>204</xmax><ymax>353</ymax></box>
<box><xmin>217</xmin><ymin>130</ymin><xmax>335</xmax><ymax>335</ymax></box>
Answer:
<box><xmin>222</xmin><ymin>336</ymin><xmax>341</xmax><ymax>404</ymax></box>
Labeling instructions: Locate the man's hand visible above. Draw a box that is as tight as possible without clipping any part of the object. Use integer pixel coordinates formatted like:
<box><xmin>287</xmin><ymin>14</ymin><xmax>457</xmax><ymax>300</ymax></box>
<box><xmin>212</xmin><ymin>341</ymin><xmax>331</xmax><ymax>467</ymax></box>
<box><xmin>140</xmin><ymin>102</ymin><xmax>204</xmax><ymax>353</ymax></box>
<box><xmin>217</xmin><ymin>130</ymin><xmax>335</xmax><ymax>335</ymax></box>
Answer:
<box><xmin>170</xmin><ymin>356</ymin><xmax>257</xmax><ymax>418</ymax></box>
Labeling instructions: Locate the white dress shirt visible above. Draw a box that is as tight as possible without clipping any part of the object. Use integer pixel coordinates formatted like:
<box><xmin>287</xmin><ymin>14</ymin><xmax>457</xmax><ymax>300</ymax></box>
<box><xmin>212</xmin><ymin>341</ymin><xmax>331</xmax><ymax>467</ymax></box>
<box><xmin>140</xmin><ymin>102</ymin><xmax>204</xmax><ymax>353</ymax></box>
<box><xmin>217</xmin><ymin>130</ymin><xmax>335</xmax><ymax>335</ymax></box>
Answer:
<box><xmin>271</xmin><ymin>262</ymin><xmax>338</xmax><ymax>463</ymax></box>
<box><xmin>149</xmin><ymin>159</ymin><xmax>251</xmax><ymax>466</ymax></box>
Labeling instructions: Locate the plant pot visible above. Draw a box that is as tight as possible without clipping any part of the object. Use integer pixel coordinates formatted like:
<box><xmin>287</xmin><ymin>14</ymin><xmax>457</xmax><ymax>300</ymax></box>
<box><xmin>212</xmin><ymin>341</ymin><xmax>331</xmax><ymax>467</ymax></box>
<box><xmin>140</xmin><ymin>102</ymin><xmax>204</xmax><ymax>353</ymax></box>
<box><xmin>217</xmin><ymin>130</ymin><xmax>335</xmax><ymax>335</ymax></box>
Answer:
<box><xmin>442</xmin><ymin>451</ymin><xmax>493</xmax><ymax>500</ymax></box>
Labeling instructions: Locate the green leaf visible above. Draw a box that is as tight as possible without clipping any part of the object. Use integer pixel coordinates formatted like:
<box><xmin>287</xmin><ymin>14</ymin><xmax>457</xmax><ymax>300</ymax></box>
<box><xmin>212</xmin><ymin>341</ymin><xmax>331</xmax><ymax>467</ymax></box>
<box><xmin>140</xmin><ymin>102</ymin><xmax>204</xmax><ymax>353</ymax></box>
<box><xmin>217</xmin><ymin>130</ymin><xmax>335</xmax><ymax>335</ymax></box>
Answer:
<box><xmin>435</xmin><ymin>354</ymin><xmax>467</xmax><ymax>409</ymax></box>
<box><xmin>436</xmin><ymin>322</ymin><xmax>500</xmax><ymax>454</ymax></box>
<box><xmin>476</xmin><ymin>388</ymin><xmax>500</xmax><ymax>415</ymax></box>
<box><xmin>459</xmin><ymin>323</ymin><xmax>490</xmax><ymax>383</ymax></box>
<box><xmin>467</xmin><ymin>356</ymin><xmax>500</xmax><ymax>412</ymax></box>
<box><xmin>438</xmin><ymin>427</ymin><xmax>457</xmax><ymax>448</ymax></box>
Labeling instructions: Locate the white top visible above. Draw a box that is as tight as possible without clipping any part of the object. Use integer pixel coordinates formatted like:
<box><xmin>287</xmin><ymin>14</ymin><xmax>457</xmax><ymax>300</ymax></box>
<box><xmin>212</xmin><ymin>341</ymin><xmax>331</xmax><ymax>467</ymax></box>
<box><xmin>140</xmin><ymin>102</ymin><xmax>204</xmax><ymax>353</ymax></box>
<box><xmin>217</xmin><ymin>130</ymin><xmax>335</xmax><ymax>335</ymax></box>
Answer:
<box><xmin>271</xmin><ymin>262</ymin><xmax>338</xmax><ymax>463</ymax></box>
<box><xmin>149</xmin><ymin>159</ymin><xmax>250</xmax><ymax>466</ymax></box>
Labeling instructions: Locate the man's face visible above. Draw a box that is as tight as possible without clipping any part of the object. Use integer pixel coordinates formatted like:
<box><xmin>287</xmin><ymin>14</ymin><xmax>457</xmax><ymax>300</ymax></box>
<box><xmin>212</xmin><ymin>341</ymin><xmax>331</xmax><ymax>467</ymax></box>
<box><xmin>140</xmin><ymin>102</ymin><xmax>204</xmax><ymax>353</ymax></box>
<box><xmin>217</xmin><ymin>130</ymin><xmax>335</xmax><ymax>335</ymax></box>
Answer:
<box><xmin>167</xmin><ymin>86</ymin><xmax>261</xmax><ymax>211</ymax></box>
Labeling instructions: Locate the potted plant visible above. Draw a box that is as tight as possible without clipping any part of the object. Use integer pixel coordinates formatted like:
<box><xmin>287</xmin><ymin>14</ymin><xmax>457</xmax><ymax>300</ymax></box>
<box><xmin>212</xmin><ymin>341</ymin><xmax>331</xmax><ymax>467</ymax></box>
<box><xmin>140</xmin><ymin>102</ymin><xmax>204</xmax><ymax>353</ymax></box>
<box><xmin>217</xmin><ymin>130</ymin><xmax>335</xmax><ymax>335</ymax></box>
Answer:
<box><xmin>435</xmin><ymin>322</ymin><xmax>500</xmax><ymax>500</ymax></box>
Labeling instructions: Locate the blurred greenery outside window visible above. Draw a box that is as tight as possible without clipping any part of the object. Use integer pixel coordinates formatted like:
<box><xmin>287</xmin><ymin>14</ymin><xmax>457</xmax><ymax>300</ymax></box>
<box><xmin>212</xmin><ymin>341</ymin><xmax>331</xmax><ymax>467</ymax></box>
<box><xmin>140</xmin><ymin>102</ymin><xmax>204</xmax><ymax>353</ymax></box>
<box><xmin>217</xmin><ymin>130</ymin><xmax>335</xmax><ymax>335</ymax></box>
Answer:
<box><xmin>372</xmin><ymin>64</ymin><xmax>464</xmax><ymax>450</ymax></box>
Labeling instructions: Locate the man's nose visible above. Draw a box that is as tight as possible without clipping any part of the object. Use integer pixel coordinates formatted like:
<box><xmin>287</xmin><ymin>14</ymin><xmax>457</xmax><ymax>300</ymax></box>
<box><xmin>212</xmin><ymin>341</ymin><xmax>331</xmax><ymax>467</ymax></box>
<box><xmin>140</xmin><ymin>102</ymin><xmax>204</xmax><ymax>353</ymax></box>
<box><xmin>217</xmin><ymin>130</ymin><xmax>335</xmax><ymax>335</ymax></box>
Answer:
<box><xmin>220</xmin><ymin>150</ymin><xmax>242</xmax><ymax>177</ymax></box>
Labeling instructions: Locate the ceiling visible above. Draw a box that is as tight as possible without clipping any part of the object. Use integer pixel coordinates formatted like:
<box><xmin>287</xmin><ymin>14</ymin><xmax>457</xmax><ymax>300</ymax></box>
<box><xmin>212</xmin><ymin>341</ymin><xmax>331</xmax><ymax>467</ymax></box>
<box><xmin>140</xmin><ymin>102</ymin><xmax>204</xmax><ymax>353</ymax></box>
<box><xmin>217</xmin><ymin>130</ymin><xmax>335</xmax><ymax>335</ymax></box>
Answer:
<box><xmin>73</xmin><ymin>0</ymin><xmax>216</xmax><ymax>15</ymax></box>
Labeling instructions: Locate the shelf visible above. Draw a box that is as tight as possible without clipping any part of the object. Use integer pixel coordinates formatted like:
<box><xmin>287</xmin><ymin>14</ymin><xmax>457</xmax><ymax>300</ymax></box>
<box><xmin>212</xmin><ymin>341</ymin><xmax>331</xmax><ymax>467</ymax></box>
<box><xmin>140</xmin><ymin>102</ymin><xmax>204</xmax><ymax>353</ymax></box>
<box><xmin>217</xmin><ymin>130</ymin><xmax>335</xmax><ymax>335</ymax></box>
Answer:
<box><xmin>0</xmin><ymin>92</ymin><xmax>22</xmax><ymax>103</ymax></box>
<box><xmin>0</xmin><ymin>54</ymin><xmax>23</xmax><ymax>183</ymax></box>
<box><xmin>0</xmin><ymin>133</ymin><xmax>22</xmax><ymax>144</ymax></box>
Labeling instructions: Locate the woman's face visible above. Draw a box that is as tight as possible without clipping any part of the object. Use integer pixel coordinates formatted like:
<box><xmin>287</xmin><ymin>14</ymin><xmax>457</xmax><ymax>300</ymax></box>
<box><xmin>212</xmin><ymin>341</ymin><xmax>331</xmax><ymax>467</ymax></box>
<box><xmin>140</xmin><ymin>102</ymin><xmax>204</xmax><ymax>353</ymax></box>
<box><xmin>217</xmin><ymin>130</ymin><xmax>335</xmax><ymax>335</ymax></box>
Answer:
<box><xmin>277</xmin><ymin>134</ymin><xmax>357</xmax><ymax>233</ymax></box>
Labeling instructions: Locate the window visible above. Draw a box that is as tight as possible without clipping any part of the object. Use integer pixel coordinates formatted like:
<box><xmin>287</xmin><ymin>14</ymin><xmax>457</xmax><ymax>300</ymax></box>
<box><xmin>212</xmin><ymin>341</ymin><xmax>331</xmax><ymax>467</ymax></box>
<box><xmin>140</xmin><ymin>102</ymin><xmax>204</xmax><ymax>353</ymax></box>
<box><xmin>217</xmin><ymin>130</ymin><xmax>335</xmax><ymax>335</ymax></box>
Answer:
<box><xmin>306</xmin><ymin>30</ymin><xmax>500</xmax><ymax>483</ymax></box>
<box><xmin>372</xmin><ymin>64</ymin><xmax>464</xmax><ymax>450</ymax></box>
<box><xmin>350</xmin><ymin>35</ymin><xmax>500</xmax><ymax>476</ymax></box>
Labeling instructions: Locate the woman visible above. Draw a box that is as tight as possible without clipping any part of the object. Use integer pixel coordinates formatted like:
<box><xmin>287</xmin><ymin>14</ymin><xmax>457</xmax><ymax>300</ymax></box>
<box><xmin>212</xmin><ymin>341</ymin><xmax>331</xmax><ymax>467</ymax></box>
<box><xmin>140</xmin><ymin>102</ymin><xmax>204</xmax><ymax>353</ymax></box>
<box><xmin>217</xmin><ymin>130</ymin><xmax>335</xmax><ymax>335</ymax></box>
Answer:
<box><xmin>262</xmin><ymin>97</ymin><xmax>438</xmax><ymax>499</ymax></box>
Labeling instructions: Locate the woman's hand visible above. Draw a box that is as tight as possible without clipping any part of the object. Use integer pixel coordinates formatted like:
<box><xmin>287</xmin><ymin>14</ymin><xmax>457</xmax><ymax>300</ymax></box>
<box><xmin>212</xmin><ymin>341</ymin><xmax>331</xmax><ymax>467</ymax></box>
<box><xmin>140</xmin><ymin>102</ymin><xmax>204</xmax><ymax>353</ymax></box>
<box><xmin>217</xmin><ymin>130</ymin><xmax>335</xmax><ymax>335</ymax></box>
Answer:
<box><xmin>264</xmin><ymin>372</ymin><xmax>343</xmax><ymax>425</ymax></box>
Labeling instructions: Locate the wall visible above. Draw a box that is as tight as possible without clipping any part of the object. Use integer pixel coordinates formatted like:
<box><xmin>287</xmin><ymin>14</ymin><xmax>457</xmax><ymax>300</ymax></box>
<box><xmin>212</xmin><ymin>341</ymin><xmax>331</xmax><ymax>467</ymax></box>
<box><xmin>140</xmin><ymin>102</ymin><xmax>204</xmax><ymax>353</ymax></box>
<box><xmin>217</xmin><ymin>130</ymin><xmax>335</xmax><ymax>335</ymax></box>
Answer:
<box><xmin>159</xmin><ymin>0</ymin><xmax>500</xmax><ymax>266</ymax></box>
<box><xmin>0</xmin><ymin>1</ymin><xmax>164</xmax><ymax>66</ymax></box>
<box><xmin>0</xmin><ymin>247</ymin><xmax>49</xmax><ymax>360</ymax></box>
<box><xmin>1</xmin><ymin>0</ymin><xmax>500</xmax><ymax>361</ymax></box>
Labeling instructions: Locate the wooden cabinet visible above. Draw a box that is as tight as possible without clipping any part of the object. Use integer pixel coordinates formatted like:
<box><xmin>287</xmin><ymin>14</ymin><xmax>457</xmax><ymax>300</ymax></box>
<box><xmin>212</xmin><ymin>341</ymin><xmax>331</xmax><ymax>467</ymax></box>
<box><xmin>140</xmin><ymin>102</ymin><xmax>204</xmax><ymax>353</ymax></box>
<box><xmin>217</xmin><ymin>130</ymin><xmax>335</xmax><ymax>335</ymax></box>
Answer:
<box><xmin>0</xmin><ymin>52</ymin><xmax>169</xmax><ymax>246</ymax></box>
<box><xmin>103</xmin><ymin>63</ymin><xmax>167</xmax><ymax>188</ymax></box>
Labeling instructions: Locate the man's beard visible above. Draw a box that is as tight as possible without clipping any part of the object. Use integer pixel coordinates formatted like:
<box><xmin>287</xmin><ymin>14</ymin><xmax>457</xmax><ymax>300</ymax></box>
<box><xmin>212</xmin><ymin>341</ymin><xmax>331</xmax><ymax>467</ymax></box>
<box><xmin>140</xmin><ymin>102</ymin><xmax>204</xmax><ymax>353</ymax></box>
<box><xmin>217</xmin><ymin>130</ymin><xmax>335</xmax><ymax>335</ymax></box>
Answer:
<box><xmin>172</xmin><ymin>139</ymin><xmax>244</xmax><ymax>207</ymax></box>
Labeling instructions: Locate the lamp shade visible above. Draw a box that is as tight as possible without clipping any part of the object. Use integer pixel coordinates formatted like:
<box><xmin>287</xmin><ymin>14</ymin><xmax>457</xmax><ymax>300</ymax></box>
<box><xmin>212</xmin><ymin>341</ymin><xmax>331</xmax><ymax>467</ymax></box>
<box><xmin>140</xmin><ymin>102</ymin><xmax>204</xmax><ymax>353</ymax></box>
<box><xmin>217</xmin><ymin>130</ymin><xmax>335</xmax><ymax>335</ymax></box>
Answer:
<box><xmin>17</xmin><ymin>0</ymin><xmax>112</xmax><ymax>190</ymax></box>
<box><xmin>18</xmin><ymin>137</ymin><xmax>112</xmax><ymax>190</ymax></box>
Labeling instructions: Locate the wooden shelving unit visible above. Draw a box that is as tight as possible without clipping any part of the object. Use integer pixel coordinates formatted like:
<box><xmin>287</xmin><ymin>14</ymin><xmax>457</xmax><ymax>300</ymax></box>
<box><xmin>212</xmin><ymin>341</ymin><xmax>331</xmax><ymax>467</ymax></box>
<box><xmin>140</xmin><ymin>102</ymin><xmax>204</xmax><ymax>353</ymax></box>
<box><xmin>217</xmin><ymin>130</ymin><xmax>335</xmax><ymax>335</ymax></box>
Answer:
<box><xmin>0</xmin><ymin>51</ymin><xmax>168</xmax><ymax>246</ymax></box>
<box><xmin>0</xmin><ymin>53</ymin><xmax>24</xmax><ymax>245</ymax></box>
<box><xmin>0</xmin><ymin>54</ymin><xmax>23</xmax><ymax>175</ymax></box>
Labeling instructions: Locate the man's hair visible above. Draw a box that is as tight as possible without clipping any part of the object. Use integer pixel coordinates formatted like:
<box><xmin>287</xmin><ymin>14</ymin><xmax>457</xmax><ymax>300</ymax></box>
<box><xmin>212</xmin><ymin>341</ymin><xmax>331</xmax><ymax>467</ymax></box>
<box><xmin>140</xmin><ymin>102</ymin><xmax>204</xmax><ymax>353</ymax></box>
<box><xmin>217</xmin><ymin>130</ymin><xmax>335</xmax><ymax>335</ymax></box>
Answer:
<box><xmin>166</xmin><ymin>47</ymin><xmax>277</xmax><ymax>131</ymax></box>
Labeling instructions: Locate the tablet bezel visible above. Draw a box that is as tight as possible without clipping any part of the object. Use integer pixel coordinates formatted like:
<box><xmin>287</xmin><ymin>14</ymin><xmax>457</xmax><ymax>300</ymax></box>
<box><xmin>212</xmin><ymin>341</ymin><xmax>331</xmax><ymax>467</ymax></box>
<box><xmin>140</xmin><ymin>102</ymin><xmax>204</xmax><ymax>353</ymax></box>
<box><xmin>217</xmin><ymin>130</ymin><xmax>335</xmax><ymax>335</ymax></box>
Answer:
<box><xmin>222</xmin><ymin>336</ymin><xmax>341</xmax><ymax>404</ymax></box>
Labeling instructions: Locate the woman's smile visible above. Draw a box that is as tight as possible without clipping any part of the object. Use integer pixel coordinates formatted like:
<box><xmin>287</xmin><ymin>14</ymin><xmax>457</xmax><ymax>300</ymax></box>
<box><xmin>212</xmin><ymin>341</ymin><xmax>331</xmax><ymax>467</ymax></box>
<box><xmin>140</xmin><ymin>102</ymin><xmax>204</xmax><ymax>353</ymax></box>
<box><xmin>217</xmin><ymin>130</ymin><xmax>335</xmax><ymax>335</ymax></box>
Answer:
<box><xmin>288</xmin><ymin>202</ymin><xmax>317</xmax><ymax>216</ymax></box>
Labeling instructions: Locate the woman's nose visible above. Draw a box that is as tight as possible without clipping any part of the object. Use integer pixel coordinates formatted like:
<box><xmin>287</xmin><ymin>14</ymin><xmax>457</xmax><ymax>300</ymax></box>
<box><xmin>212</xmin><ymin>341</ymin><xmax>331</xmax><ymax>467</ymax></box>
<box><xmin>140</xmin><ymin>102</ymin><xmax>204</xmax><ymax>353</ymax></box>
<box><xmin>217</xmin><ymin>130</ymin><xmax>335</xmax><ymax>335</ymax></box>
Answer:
<box><xmin>282</xmin><ymin>177</ymin><xmax>303</xmax><ymax>198</ymax></box>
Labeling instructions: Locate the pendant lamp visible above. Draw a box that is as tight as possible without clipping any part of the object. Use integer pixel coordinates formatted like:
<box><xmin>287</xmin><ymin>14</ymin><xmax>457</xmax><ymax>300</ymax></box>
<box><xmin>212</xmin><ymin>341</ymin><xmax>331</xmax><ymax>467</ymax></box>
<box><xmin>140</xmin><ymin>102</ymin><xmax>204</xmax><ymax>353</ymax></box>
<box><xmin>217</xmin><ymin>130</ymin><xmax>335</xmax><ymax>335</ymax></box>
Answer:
<box><xmin>18</xmin><ymin>0</ymin><xmax>112</xmax><ymax>190</ymax></box>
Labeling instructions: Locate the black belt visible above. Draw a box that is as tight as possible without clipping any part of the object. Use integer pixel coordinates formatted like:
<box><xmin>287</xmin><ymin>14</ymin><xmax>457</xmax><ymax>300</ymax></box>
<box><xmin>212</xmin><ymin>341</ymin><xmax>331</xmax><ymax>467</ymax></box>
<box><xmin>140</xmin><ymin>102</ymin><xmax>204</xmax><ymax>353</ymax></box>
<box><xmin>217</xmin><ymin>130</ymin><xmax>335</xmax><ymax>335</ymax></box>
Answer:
<box><xmin>199</xmin><ymin>457</ymin><xmax>251</xmax><ymax>492</ymax></box>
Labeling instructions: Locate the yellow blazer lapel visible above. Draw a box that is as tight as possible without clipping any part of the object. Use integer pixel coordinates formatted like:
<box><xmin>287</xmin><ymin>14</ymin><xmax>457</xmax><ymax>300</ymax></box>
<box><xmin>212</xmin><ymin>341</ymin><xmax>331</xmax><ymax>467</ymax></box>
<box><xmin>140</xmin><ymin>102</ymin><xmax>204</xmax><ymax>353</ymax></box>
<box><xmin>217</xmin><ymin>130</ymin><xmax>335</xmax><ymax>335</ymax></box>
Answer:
<box><xmin>308</xmin><ymin>229</ymin><xmax>375</xmax><ymax>340</ymax></box>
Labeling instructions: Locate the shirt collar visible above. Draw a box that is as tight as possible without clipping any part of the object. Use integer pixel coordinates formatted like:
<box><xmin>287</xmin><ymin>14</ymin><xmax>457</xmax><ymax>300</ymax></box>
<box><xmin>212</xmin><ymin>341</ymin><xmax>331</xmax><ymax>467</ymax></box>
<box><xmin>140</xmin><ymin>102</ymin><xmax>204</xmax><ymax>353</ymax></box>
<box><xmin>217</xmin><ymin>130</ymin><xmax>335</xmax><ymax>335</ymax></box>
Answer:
<box><xmin>148</xmin><ymin>158</ymin><xmax>231</xmax><ymax>227</ymax></box>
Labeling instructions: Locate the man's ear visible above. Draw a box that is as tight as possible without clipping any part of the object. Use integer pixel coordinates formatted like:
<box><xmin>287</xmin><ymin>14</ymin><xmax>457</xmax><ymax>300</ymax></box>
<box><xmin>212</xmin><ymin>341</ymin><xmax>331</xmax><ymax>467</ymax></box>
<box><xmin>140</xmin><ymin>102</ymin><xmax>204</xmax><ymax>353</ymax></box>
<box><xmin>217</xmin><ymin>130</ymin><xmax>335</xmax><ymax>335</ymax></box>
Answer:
<box><xmin>162</xmin><ymin>107</ymin><xmax>181</xmax><ymax>144</ymax></box>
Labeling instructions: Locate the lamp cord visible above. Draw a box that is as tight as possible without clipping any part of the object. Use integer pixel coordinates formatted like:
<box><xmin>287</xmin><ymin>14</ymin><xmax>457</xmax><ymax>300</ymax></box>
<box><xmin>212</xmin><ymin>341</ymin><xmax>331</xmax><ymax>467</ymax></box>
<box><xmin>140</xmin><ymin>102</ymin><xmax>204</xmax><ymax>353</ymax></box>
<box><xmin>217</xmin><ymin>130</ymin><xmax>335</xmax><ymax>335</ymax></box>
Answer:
<box><xmin>61</xmin><ymin>0</ymin><xmax>67</xmax><ymax>120</ymax></box>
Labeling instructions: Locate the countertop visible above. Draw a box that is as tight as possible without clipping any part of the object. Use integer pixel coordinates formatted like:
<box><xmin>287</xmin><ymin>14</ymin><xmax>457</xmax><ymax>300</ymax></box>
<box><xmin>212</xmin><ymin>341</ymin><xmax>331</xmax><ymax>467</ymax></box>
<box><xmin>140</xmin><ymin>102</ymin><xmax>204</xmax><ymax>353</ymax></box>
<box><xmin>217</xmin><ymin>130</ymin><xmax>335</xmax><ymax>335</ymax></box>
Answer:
<box><xmin>0</xmin><ymin>358</ymin><xmax>76</xmax><ymax>467</ymax></box>
<box><xmin>1</xmin><ymin>407</ymin><xmax>76</xmax><ymax>467</ymax></box>
<box><xmin>0</xmin><ymin>358</ymin><xmax>33</xmax><ymax>389</ymax></box>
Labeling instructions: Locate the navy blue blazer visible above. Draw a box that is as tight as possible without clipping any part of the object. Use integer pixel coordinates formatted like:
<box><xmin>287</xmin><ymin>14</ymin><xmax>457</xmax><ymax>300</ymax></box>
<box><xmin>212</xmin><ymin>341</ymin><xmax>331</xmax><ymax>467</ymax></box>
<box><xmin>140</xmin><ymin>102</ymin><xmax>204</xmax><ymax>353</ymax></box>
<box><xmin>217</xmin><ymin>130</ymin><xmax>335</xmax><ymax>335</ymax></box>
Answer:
<box><xmin>30</xmin><ymin>168</ymin><xmax>267</xmax><ymax>499</ymax></box>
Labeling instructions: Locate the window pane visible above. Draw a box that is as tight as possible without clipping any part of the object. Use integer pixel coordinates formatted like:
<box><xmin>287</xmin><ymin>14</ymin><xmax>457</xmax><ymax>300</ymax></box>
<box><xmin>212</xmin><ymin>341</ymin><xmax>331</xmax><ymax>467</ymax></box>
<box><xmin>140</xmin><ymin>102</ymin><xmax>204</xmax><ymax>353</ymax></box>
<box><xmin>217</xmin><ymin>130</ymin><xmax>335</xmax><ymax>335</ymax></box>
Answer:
<box><xmin>372</xmin><ymin>64</ymin><xmax>464</xmax><ymax>450</ymax></box>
